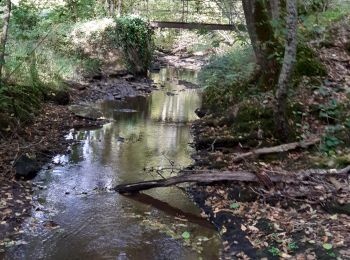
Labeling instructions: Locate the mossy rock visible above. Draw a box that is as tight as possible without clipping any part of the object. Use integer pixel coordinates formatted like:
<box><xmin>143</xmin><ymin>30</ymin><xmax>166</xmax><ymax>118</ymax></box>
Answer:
<box><xmin>295</xmin><ymin>44</ymin><xmax>327</xmax><ymax>77</ymax></box>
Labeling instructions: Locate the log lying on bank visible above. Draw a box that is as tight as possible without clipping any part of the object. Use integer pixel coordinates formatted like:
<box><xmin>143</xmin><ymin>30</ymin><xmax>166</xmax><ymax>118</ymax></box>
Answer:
<box><xmin>232</xmin><ymin>137</ymin><xmax>320</xmax><ymax>162</ymax></box>
<box><xmin>114</xmin><ymin>166</ymin><xmax>350</xmax><ymax>193</ymax></box>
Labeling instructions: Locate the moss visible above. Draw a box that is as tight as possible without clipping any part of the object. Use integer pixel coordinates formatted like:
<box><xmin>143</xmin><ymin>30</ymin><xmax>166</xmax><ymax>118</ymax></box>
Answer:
<box><xmin>230</xmin><ymin>100</ymin><xmax>305</xmax><ymax>145</ymax></box>
<box><xmin>335</xmin><ymin>154</ymin><xmax>350</xmax><ymax>167</ymax></box>
<box><xmin>295</xmin><ymin>44</ymin><xmax>327</xmax><ymax>77</ymax></box>
<box><xmin>233</xmin><ymin>102</ymin><xmax>274</xmax><ymax>135</ymax></box>
<box><xmin>253</xmin><ymin>0</ymin><xmax>282</xmax><ymax>90</ymax></box>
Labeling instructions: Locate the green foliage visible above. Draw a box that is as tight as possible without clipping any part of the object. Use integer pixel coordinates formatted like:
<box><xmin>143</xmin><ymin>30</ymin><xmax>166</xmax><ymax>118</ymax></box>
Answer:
<box><xmin>0</xmin><ymin>84</ymin><xmax>43</xmax><ymax>123</ymax></box>
<box><xmin>295</xmin><ymin>44</ymin><xmax>327</xmax><ymax>77</ymax></box>
<box><xmin>318</xmin><ymin>99</ymin><xmax>340</xmax><ymax>121</ymax></box>
<box><xmin>322</xmin><ymin>243</ymin><xmax>333</xmax><ymax>250</ymax></box>
<box><xmin>199</xmin><ymin>46</ymin><xmax>256</xmax><ymax>110</ymax></box>
<box><xmin>11</xmin><ymin>2</ymin><xmax>40</xmax><ymax>34</ymax></box>
<box><xmin>298</xmin><ymin>0</ymin><xmax>330</xmax><ymax>15</ymax></box>
<box><xmin>0</xmin><ymin>0</ymin><xmax>111</xmax><ymax>130</ymax></box>
<box><xmin>288</xmin><ymin>242</ymin><xmax>299</xmax><ymax>251</ymax></box>
<box><xmin>300</xmin><ymin>2</ymin><xmax>350</xmax><ymax>40</ymax></box>
<box><xmin>233</xmin><ymin>101</ymin><xmax>274</xmax><ymax>137</ymax></box>
<box><xmin>110</xmin><ymin>17</ymin><xmax>154</xmax><ymax>75</ymax></box>
<box><xmin>52</xmin><ymin>0</ymin><xmax>101</xmax><ymax>22</ymax></box>
<box><xmin>268</xmin><ymin>246</ymin><xmax>280</xmax><ymax>256</ymax></box>
<box><xmin>153</xmin><ymin>29</ymin><xmax>180</xmax><ymax>51</ymax></box>
<box><xmin>181</xmin><ymin>231</ymin><xmax>190</xmax><ymax>240</ymax></box>
<box><xmin>229</xmin><ymin>202</ymin><xmax>240</xmax><ymax>209</ymax></box>
<box><xmin>320</xmin><ymin>124</ymin><xmax>344</xmax><ymax>154</ymax></box>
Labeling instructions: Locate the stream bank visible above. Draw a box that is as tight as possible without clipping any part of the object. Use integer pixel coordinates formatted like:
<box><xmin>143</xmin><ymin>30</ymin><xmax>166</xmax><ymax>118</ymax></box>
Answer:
<box><xmin>186</xmin><ymin>16</ymin><xmax>350</xmax><ymax>259</ymax></box>
<box><xmin>0</xmin><ymin>56</ymin><xmax>226</xmax><ymax>259</ymax></box>
<box><xmin>0</xmin><ymin>70</ymin><xmax>157</xmax><ymax>248</ymax></box>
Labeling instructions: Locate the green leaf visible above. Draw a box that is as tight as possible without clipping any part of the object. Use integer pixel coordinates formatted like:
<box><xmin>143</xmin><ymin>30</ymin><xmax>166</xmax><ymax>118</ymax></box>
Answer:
<box><xmin>182</xmin><ymin>231</ymin><xmax>190</xmax><ymax>240</ymax></box>
<box><xmin>230</xmin><ymin>203</ymin><xmax>240</xmax><ymax>209</ymax></box>
<box><xmin>322</xmin><ymin>243</ymin><xmax>333</xmax><ymax>250</ymax></box>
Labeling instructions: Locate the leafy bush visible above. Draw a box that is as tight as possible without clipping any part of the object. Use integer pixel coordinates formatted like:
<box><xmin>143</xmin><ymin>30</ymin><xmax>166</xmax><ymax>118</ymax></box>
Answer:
<box><xmin>0</xmin><ymin>3</ymin><xmax>108</xmax><ymax>131</ymax></box>
<box><xmin>0</xmin><ymin>84</ymin><xmax>43</xmax><ymax>125</ymax></box>
<box><xmin>295</xmin><ymin>44</ymin><xmax>327</xmax><ymax>77</ymax></box>
<box><xmin>198</xmin><ymin>46</ymin><xmax>256</xmax><ymax>110</ymax></box>
<box><xmin>109</xmin><ymin>17</ymin><xmax>154</xmax><ymax>76</ymax></box>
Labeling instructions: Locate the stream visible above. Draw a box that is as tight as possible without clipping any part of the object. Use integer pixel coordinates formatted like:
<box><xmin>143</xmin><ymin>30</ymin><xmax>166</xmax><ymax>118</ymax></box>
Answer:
<box><xmin>5</xmin><ymin>67</ymin><xmax>221</xmax><ymax>259</ymax></box>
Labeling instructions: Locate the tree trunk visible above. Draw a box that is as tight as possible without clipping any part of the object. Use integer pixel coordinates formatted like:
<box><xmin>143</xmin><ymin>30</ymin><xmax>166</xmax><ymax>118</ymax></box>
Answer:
<box><xmin>241</xmin><ymin>0</ymin><xmax>281</xmax><ymax>90</ymax></box>
<box><xmin>110</xmin><ymin>0</ymin><xmax>115</xmax><ymax>16</ymax></box>
<box><xmin>117</xmin><ymin>0</ymin><xmax>122</xmax><ymax>17</ymax></box>
<box><xmin>0</xmin><ymin>0</ymin><xmax>12</xmax><ymax>86</ymax></box>
<box><xmin>241</xmin><ymin>0</ymin><xmax>265</xmax><ymax>68</ymax></box>
<box><xmin>274</xmin><ymin>0</ymin><xmax>298</xmax><ymax>141</ymax></box>
<box><xmin>269</xmin><ymin>0</ymin><xmax>281</xmax><ymax>20</ymax></box>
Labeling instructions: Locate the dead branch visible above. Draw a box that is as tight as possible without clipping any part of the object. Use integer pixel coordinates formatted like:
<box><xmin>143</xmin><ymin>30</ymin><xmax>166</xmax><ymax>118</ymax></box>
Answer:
<box><xmin>114</xmin><ymin>165</ymin><xmax>350</xmax><ymax>193</ymax></box>
<box><xmin>114</xmin><ymin>171</ymin><xmax>290</xmax><ymax>193</ymax></box>
<box><xmin>232</xmin><ymin>138</ymin><xmax>320</xmax><ymax>162</ymax></box>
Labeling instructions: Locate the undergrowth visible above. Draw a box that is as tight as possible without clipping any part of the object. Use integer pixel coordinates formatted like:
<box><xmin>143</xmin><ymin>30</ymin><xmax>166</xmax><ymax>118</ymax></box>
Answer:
<box><xmin>107</xmin><ymin>16</ymin><xmax>154</xmax><ymax>76</ymax></box>
<box><xmin>198</xmin><ymin>46</ymin><xmax>256</xmax><ymax>111</ymax></box>
<box><xmin>1</xmin><ymin>5</ymin><xmax>151</xmax><ymax>132</ymax></box>
<box><xmin>198</xmin><ymin>2</ymin><xmax>350</xmax><ymax>148</ymax></box>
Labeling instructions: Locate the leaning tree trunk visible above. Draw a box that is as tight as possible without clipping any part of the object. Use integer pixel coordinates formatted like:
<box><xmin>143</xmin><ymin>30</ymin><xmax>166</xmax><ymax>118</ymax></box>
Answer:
<box><xmin>274</xmin><ymin>0</ymin><xmax>298</xmax><ymax>141</ymax></box>
<box><xmin>0</xmin><ymin>0</ymin><xmax>12</xmax><ymax>86</ymax></box>
<box><xmin>241</xmin><ymin>0</ymin><xmax>281</xmax><ymax>90</ymax></box>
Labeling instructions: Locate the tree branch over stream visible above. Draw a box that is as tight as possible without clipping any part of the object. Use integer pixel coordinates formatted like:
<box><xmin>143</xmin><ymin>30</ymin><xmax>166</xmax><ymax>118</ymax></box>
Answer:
<box><xmin>115</xmin><ymin>165</ymin><xmax>350</xmax><ymax>193</ymax></box>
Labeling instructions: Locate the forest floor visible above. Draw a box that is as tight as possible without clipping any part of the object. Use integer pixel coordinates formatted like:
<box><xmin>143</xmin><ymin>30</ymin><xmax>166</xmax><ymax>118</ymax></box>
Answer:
<box><xmin>188</xmin><ymin>17</ymin><xmax>350</xmax><ymax>259</ymax></box>
<box><xmin>0</xmin><ymin>70</ymin><xmax>154</xmax><ymax>250</ymax></box>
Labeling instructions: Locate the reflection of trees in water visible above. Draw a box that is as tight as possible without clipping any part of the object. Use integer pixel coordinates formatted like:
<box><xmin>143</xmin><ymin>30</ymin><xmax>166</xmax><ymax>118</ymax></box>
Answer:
<box><xmin>71</xmin><ymin>67</ymin><xmax>200</xmax><ymax>184</ymax></box>
<box><xmin>152</xmin><ymin>89</ymin><xmax>200</xmax><ymax>123</ymax></box>
<box><xmin>153</xmin><ymin>67</ymin><xmax>198</xmax><ymax>84</ymax></box>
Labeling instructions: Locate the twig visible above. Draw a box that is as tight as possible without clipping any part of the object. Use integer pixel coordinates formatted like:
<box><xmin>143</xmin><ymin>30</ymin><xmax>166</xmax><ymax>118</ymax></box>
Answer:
<box><xmin>211</xmin><ymin>137</ymin><xmax>217</xmax><ymax>152</ymax></box>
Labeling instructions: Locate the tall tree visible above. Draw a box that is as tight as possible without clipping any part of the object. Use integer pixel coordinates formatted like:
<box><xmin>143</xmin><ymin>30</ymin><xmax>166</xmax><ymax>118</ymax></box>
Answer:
<box><xmin>274</xmin><ymin>0</ymin><xmax>298</xmax><ymax>141</ymax></box>
<box><xmin>0</xmin><ymin>0</ymin><xmax>12</xmax><ymax>86</ymax></box>
<box><xmin>241</xmin><ymin>0</ymin><xmax>281</xmax><ymax>89</ymax></box>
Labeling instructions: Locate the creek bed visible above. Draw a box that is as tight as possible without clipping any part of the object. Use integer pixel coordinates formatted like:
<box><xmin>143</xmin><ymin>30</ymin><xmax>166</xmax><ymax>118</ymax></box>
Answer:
<box><xmin>4</xmin><ymin>67</ymin><xmax>221</xmax><ymax>259</ymax></box>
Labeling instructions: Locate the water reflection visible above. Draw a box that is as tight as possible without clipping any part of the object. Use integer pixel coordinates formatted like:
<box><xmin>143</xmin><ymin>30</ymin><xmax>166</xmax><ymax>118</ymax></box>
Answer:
<box><xmin>5</xmin><ymin>67</ymin><xmax>221</xmax><ymax>260</ymax></box>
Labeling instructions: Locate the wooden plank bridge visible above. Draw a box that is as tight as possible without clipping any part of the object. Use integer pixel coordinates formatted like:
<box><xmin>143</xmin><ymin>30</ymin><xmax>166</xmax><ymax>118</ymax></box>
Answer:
<box><xmin>134</xmin><ymin>0</ymin><xmax>243</xmax><ymax>31</ymax></box>
<box><xmin>150</xmin><ymin>21</ymin><xmax>236</xmax><ymax>31</ymax></box>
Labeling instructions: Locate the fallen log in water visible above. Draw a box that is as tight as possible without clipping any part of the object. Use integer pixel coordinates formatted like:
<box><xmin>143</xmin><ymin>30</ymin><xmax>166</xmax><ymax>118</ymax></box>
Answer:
<box><xmin>114</xmin><ymin>171</ymin><xmax>293</xmax><ymax>193</ymax></box>
<box><xmin>114</xmin><ymin>166</ymin><xmax>350</xmax><ymax>193</ymax></box>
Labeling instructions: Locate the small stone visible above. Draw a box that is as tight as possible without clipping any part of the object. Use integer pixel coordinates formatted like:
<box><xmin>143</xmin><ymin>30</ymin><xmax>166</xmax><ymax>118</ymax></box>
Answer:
<box><xmin>337</xmin><ymin>198</ymin><xmax>345</xmax><ymax>205</ymax></box>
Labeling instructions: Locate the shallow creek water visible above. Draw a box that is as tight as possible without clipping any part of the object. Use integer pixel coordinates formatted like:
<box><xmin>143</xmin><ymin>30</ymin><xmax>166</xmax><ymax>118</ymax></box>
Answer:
<box><xmin>5</xmin><ymin>68</ymin><xmax>221</xmax><ymax>260</ymax></box>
